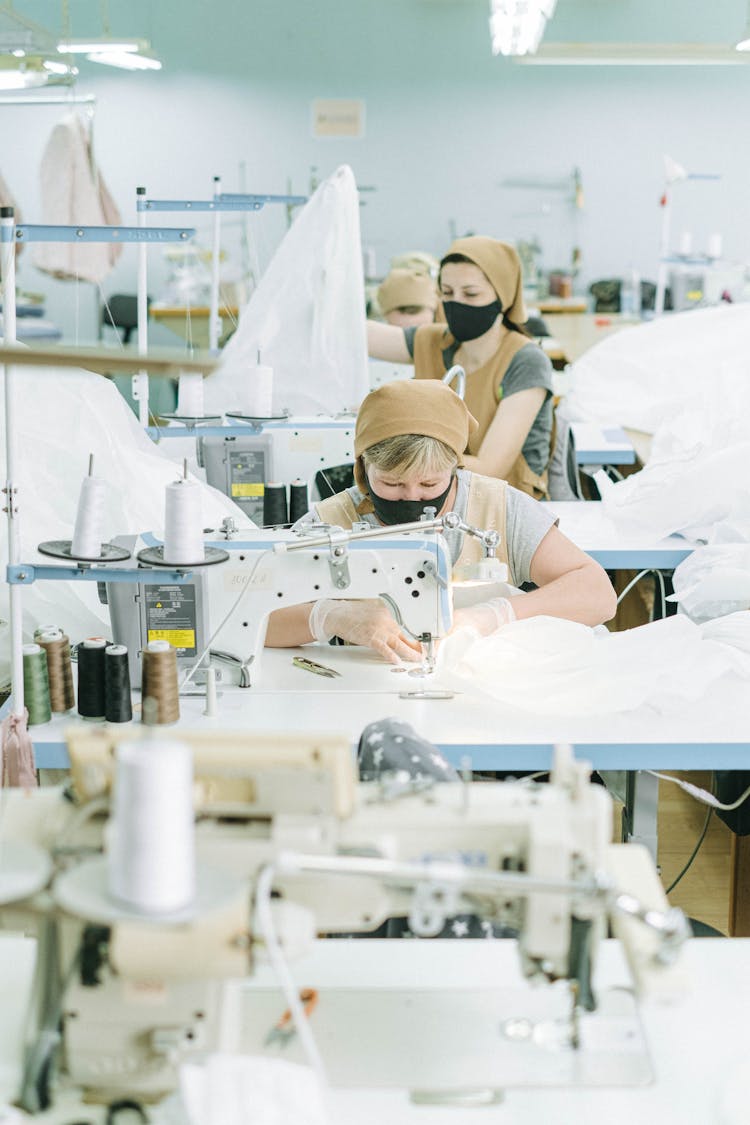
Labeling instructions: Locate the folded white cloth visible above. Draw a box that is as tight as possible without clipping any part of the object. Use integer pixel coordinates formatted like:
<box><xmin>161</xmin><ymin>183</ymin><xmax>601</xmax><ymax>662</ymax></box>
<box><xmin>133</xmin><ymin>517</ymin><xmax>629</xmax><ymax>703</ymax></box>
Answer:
<box><xmin>168</xmin><ymin>1053</ymin><xmax>329</xmax><ymax>1125</ymax></box>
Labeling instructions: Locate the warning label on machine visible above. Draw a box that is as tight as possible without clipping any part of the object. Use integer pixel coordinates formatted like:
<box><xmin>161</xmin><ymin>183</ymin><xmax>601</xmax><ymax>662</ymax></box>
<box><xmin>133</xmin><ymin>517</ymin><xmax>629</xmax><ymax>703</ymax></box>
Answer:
<box><xmin>145</xmin><ymin>585</ymin><xmax>197</xmax><ymax>655</ymax></box>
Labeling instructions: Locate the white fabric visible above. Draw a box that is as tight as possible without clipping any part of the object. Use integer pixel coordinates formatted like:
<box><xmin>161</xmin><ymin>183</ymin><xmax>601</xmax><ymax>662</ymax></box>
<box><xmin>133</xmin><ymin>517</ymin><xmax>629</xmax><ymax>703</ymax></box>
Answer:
<box><xmin>172</xmin><ymin>1053</ymin><xmax>328</xmax><ymax>1125</ymax></box>
<box><xmin>592</xmin><ymin>364</ymin><xmax>750</xmax><ymax>541</ymax></box>
<box><xmin>204</xmin><ymin>165</ymin><xmax>369</xmax><ymax>416</ymax></box>
<box><xmin>561</xmin><ymin>304</ymin><xmax>750</xmax><ymax>434</ymax></box>
<box><xmin>435</xmin><ymin>612</ymin><xmax>750</xmax><ymax>716</ymax></box>
<box><xmin>33</xmin><ymin>113</ymin><xmax>123</xmax><ymax>283</ymax></box>
<box><xmin>0</xmin><ymin>366</ymin><xmax>246</xmax><ymax>686</ymax></box>
<box><xmin>670</xmin><ymin>546</ymin><xmax>750</xmax><ymax>623</ymax></box>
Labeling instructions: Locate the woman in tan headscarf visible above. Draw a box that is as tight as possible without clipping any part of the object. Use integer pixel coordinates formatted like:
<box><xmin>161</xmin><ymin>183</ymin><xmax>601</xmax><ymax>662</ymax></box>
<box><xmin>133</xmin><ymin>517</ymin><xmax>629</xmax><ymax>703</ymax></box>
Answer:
<box><xmin>264</xmin><ymin>381</ymin><xmax>615</xmax><ymax>661</ymax></box>
<box><xmin>367</xmin><ymin>237</ymin><xmax>554</xmax><ymax>499</ymax></box>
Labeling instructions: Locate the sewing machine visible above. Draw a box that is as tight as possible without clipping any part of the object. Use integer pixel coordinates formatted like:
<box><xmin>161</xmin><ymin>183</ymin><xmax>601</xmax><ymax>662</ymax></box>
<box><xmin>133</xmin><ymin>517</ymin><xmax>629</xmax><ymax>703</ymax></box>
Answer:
<box><xmin>0</xmin><ymin>741</ymin><xmax>687</xmax><ymax>1112</ymax></box>
<box><xmin>107</xmin><ymin>512</ymin><xmax>504</xmax><ymax>688</ymax></box>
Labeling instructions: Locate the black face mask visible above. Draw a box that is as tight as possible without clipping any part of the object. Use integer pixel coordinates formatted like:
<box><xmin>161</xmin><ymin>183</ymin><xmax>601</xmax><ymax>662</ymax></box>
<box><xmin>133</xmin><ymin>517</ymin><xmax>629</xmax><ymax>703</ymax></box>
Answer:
<box><xmin>369</xmin><ymin>477</ymin><xmax>454</xmax><ymax>526</ymax></box>
<box><xmin>443</xmin><ymin>299</ymin><xmax>502</xmax><ymax>342</ymax></box>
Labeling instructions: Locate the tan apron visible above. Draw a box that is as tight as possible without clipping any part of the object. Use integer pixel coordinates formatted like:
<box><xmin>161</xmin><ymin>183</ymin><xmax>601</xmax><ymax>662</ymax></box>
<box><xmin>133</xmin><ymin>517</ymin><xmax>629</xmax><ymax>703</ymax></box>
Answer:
<box><xmin>314</xmin><ymin>474</ymin><xmax>510</xmax><ymax>580</ymax></box>
<box><xmin>412</xmin><ymin>324</ymin><xmax>551</xmax><ymax>500</ymax></box>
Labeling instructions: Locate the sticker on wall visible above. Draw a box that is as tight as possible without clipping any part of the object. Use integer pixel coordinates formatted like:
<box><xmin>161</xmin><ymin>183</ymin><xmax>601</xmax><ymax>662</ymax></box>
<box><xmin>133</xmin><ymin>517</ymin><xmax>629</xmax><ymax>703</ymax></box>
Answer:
<box><xmin>311</xmin><ymin>99</ymin><xmax>366</xmax><ymax>138</ymax></box>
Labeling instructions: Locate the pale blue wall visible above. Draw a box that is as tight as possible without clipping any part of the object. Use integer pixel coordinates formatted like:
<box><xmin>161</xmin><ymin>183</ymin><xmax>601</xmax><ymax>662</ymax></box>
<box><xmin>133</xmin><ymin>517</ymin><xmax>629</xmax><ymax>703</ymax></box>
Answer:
<box><xmin>2</xmin><ymin>0</ymin><xmax>748</xmax><ymax>338</ymax></box>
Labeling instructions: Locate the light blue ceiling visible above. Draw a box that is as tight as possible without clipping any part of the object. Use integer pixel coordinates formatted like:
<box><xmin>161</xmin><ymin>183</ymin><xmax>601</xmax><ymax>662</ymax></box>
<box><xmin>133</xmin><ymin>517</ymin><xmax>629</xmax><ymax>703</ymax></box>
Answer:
<box><xmin>18</xmin><ymin>0</ymin><xmax>750</xmax><ymax>85</ymax></box>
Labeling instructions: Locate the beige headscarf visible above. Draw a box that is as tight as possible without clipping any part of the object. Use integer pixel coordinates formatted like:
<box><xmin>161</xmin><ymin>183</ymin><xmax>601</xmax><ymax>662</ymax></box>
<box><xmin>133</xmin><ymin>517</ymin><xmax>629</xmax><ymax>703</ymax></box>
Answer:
<box><xmin>353</xmin><ymin>380</ymin><xmax>478</xmax><ymax>492</ymax></box>
<box><xmin>441</xmin><ymin>236</ymin><xmax>527</xmax><ymax>324</ymax></box>
<box><xmin>376</xmin><ymin>269</ymin><xmax>439</xmax><ymax>316</ymax></box>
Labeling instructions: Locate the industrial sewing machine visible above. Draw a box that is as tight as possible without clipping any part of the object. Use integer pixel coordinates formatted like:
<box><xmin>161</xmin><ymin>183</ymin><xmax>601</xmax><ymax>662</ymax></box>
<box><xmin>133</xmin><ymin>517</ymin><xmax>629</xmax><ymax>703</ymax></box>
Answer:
<box><xmin>106</xmin><ymin>511</ymin><xmax>504</xmax><ymax>689</ymax></box>
<box><xmin>0</xmin><ymin>740</ymin><xmax>687</xmax><ymax>1112</ymax></box>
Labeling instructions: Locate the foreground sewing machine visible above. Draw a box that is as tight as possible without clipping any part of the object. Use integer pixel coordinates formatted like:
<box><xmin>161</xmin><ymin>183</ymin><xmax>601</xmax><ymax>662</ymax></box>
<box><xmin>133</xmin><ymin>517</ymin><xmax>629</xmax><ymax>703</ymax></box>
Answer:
<box><xmin>0</xmin><ymin>739</ymin><xmax>687</xmax><ymax>1113</ymax></box>
<box><xmin>106</xmin><ymin>511</ymin><xmax>505</xmax><ymax>688</ymax></box>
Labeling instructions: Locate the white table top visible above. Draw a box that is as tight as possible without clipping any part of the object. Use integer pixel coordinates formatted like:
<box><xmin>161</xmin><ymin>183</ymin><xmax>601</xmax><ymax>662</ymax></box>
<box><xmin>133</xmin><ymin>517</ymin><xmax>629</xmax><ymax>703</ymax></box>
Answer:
<box><xmin>546</xmin><ymin>500</ymin><xmax>696</xmax><ymax>568</ymax></box>
<box><xmin>570</xmin><ymin>422</ymin><xmax>636</xmax><ymax>466</ymax></box>
<box><xmin>23</xmin><ymin>642</ymin><xmax>750</xmax><ymax>771</ymax></box>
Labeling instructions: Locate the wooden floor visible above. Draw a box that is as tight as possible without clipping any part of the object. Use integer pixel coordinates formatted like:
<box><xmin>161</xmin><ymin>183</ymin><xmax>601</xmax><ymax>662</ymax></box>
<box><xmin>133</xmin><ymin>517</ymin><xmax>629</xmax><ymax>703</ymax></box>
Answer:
<box><xmin>655</xmin><ymin>771</ymin><xmax>732</xmax><ymax>936</ymax></box>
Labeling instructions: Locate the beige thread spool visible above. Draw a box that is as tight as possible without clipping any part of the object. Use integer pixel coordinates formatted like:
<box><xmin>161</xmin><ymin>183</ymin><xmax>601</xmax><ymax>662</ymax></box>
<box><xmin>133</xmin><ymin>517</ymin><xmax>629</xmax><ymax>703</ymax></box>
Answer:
<box><xmin>141</xmin><ymin>641</ymin><xmax>180</xmax><ymax>725</ymax></box>
<box><xmin>38</xmin><ymin>629</ymin><xmax>75</xmax><ymax>713</ymax></box>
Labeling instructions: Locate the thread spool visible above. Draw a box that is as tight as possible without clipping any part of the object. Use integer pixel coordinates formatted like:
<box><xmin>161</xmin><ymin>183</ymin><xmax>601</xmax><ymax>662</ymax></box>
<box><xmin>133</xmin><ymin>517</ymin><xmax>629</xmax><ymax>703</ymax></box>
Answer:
<box><xmin>71</xmin><ymin>474</ymin><xmax>107</xmax><ymax>559</ymax></box>
<box><xmin>263</xmin><ymin>482</ymin><xmax>288</xmax><ymax>527</ymax></box>
<box><xmin>108</xmin><ymin>738</ymin><xmax>195</xmax><ymax>913</ymax></box>
<box><xmin>679</xmin><ymin>231</ymin><xmax>693</xmax><ymax>256</ymax></box>
<box><xmin>141</xmin><ymin>641</ymin><xmax>180</xmax><ymax>725</ymax></box>
<box><xmin>163</xmin><ymin>478</ymin><xmax>205</xmax><ymax>564</ymax></box>
<box><xmin>105</xmin><ymin>644</ymin><xmax>133</xmax><ymax>724</ymax></box>
<box><xmin>22</xmin><ymin>643</ymin><xmax>52</xmax><ymax>726</ymax></box>
<box><xmin>176</xmin><ymin>372</ymin><xmax>205</xmax><ymax>416</ymax></box>
<box><xmin>38</xmin><ymin>629</ymin><xmax>75</xmax><ymax>713</ymax></box>
<box><xmin>77</xmin><ymin>637</ymin><xmax>108</xmax><ymax>720</ymax></box>
<box><xmin>34</xmin><ymin>624</ymin><xmax>59</xmax><ymax>640</ymax></box>
<box><xmin>243</xmin><ymin>363</ymin><xmax>273</xmax><ymax>416</ymax></box>
<box><xmin>707</xmin><ymin>232</ymin><xmax>723</xmax><ymax>260</ymax></box>
<box><xmin>289</xmin><ymin>479</ymin><xmax>309</xmax><ymax>524</ymax></box>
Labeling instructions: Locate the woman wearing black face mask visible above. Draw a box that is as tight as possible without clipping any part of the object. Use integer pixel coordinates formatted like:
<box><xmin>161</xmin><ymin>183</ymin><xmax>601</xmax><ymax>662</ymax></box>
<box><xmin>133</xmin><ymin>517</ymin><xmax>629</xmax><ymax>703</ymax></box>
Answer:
<box><xmin>367</xmin><ymin>237</ymin><xmax>554</xmax><ymax>500</ymax></box>
<box><xmin>264</xmin><ymin>381</ymin><xmax>615</xmax><ymax>664</ymax></box>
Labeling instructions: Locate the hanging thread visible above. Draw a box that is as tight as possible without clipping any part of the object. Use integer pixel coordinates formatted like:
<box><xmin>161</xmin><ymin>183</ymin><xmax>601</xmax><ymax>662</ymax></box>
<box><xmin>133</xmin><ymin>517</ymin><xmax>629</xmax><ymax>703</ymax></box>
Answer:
<box><xmin>105</xmin><ymin>644</ymin><xmax>133</xmax><ymax>724</ymax></box>
<box><xmin>108</xmin><ymin>738</ymin><xmax>195</xmax><ymax>914</ymax></box>
<box><xmin>38</xmin><ymin>629</ymin><xmax>75</xmax><ymax>713</ymax></box>
<box><xmin>22</xmin><ymin>643</ymin><xmax>52</xmax><ymax>726</ymax></box>
<box><xmin>176</xmin><ymin>372</ymin><xmax>205</xmax><ymax>416</ymax></box>
<box><xmin>289</xmin><ymin>479</ymin><xmax>310</xmax><ymax>524</ymax></box>
<box><xmin>263</xmin><ymin>482</ymin><xmax>288</xmax><ymax>527</ymax></box>
<box><xmin>163</xmin><ymin>478</ymin><xmax>205</xmax><ymax>564</ymax></box>
<box><xmin>141</xmin><ymin>641</ymin><xmax>180</xmax><ymax>725</ymax></box>
<box><xmin>77</xmin><ymin>637</ymin><xmax>107</xmax><ymax>720</ymax></box>
<box><xmin>71</xmin><ymin>456</ymin><xmax>107</xmax><ymax>559</ymax></box>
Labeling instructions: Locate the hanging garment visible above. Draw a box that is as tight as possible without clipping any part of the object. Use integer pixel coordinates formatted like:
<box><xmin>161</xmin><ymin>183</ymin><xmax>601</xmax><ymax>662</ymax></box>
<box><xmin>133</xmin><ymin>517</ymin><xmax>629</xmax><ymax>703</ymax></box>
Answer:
<box><xmin>33</xmin><ymin>113</ymin><xmax>123</xmax><ymax>283</ymax></box>
<box><xmin>205</xmin><ymin>165</ymin><xmax>369</xmax><ymax>416</ymax></box>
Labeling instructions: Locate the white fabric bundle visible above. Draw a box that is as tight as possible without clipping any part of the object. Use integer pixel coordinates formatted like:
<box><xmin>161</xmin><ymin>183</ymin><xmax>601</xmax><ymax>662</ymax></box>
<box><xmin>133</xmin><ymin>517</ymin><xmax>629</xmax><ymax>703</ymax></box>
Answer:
<box><xmin>594</xmin><ymin>364</ymin><xmax>750</xmax><ymax>542</ymax></box>
<box><xmin>204</xmin><ymin>165</ymin><xmax>369</xmax><ymax>417</ymax></box>
<box><xmin>562</xmin><ymin>304</ymin><xmax>750</xmax><ymax>434</ymax></box>
<box><xmin>670</xmin><ymin>547</ymin><xmax>750</xmax><ymax>622</ymax></box>
<box><xmin>173</xmin><ymin>1054</ymin><xmax>328</xmax><ymax>1125</ymax></box>
<box><xmin>435</xmin><ymin>612</ymin><xmax>750</xmax><ymax>716</ymax></box>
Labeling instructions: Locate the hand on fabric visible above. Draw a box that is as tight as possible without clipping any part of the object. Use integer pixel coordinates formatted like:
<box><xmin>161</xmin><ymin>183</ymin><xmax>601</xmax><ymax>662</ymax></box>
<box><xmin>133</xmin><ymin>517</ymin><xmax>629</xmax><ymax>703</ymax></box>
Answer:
<box><xmin>308</xmin><ymin>599</ymin><xmax>423</xmax><ymax>664</ymax></box>
<box><xmin>451</xmin><ymin>596</ymin><xmax>516</xmax><ymax>638</ymax></box>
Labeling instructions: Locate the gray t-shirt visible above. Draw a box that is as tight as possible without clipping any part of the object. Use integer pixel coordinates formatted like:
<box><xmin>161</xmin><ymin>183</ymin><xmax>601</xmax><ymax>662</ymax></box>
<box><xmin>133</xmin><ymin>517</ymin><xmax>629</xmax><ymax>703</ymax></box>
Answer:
<box><xmin>403</xmin><ymin>329</ymin><xmax>554</xmax><ymax>475</ymax></box>
<box><xmin>294</xmin><ymin>468</ymin><xmax>557</xmax><ymax>586</ymax></box>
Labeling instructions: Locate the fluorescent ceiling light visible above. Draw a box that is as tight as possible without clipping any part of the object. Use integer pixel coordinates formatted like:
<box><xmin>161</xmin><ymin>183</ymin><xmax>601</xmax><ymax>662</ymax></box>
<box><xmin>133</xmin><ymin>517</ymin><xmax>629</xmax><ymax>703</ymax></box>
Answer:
<box><xmin>0</xmin><ymin>55</ymin><xmax>76</xmax><ymax>90</ymax></box>
<box><xmin>489</xmin><ymin>0</ymin><xmax>557</xmax><ymax>57</ymax></box>
<box><xmin>58</xmin><ymin>38</ymin><xmax>142</xmax><ymax>54</ymax></box>
<box><xmin>86</xmin><ymin>47</ymin><xmax>161</xmax><ymax>70</ymax></box>
<box><xmin>514</xmin><ymin>42</ymin><xmax>750</xmax><ymax>65</ymax></box>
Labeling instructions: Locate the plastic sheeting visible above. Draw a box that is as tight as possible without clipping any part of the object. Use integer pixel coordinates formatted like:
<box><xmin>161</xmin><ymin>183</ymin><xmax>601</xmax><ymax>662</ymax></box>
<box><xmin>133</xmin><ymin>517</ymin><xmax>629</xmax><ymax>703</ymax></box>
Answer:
<box><xmin>670</xmin><ymin>546</ymin><xmax>750</xmax><ymax>623</ymax></box>
<box><xmin>0</xmin><ymin>366</ymin><xmax>246</xmax><ymax>686</ymax></box>
<box><xmin>204</xmin><ymin>165</ymin><xmax>369</xmax><ymax>417</ymax></box>
<box><xmin>435</xmin><ymin>612</ymin><xmax>750</xmax><ymax>716</ymax></box>
<box><xmin>561</xmin><ymin>304</ymin><xmax>750</xmax><ymax>434</ymax></box>
<box><xmin>594</xmin><ymin>366</ymin><xmax>750</xmax><ymax>541</ymax></box>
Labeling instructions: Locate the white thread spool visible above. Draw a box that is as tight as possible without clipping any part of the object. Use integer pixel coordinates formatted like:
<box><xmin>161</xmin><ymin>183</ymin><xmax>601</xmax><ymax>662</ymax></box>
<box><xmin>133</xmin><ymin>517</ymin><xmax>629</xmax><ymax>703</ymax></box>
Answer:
<box><xmin>108</xmin><ymin>738</ymin><xmax>195</xmax><ymax>914</ymax></box>
<box><xmin>163</xmin><ymin>479</ymin><xmax>205</xmax><ymax>564</ymax></box>
<box><xmin>70</xmin><ymin>475</ymin><xmax>107</xmax><ymax>559</ymax></box>
<box><xmin>243</xmin><ymin>363</ymin><xmax>274</xmax><ymax>417</ymax></box>
<box><xmin>176</xmin><ymin>372</ymin><xmax>205</xmax><ymax>417</ymax></box>
<box><xmin>679</xmin><ymin>231</ymin><xmax>693</xmax><ymax>256</ymax></box>
<box><xmin>707</xmin><ymin>233</ymin><xmax>723</xmax><ymax>260</ymax></box>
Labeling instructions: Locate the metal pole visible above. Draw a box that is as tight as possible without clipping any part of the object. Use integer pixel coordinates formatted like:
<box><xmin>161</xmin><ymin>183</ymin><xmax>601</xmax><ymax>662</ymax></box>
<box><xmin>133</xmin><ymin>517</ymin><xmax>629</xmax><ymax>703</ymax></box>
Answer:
<box><xmin>134</xmin><ymin>185</ymin><xmax>150</xmax><ymax>425</ymax></box>
<box><xmin>1</xmin><ymin>207</ymin><xmax>24</xmax><ymax>716</ymax></box>
<box><xmin>209</xmin><ymin>175</ymin><xmax>222</xmax><ymax>352</ymax></box>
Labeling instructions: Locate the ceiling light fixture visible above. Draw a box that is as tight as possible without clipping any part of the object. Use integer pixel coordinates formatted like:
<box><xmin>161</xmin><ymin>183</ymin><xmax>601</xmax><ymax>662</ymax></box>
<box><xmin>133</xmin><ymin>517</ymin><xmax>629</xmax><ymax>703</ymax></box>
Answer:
<box><xmin>57</xmin><ymin>0</ymin><xmax>162</xmax><ymax>73</ymax></box>
<box><xmin>489</xmin><ymin>0</ymin><xmax>557</xmax><ymax>58</ymax></box>
<box><xmin>85</xmin><ymin>45</ymin><xmax>161</xmax><ymax>71</ymax></box>
<box><xmin>0</xmin><ymin>4</ymin><xmax>76</xmax><ymax>90</ymax></box>
<box><xmin>514</xmin><ymin>42</ymin><xmax>750</xmax><ymax>65</ymax></box>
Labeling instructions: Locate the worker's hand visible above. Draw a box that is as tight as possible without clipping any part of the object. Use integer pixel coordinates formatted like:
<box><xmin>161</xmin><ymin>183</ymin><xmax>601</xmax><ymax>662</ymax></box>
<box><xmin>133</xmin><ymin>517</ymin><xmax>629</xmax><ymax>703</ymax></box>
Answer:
<box><xmin>451</xmin><ymin>596</ymin><xmax>516</xmax><ymax>637</ymax></box>
<box><xmin>308</xmin><ymin>599</ymin><xmax>423</xmax><ymax>664</ymax></box>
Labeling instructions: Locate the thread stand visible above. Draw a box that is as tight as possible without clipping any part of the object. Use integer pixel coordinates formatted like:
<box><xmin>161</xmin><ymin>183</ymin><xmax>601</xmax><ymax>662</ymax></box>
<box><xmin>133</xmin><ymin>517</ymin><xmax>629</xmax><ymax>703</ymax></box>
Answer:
<box><xmin>156</xmin><ymin>412</ymin><xmax>223</xmax><ymax>427</ymax></box>
<box><xmin>225</xmin><ymin>409</ymin><xmax>290</xmax><ymax>433</ymax></box>
<box><xmin>136</xmin><ymin>544</ymin><xmax>229</xmax><ymax>566</ymax></box>
<box><xmin>37</xmin><ymin>540</ymin><xmax>132</xmax><ymax>563</ymax></box>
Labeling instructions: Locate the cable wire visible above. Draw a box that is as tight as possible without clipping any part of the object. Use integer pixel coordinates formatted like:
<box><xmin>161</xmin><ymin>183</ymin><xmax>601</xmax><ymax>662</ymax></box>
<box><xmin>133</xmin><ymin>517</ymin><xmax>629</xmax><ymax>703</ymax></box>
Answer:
<box><xmin>665</xmin><ymin>804</ymin><xmax>713</xmax><ymax>895</ymax></box>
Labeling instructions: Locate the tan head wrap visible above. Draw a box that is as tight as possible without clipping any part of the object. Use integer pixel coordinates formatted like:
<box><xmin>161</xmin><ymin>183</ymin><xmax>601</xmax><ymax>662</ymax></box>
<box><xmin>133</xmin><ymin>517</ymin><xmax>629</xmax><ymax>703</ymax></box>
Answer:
<box><xmin>376</xmin><ymin>269</ymin><xmax>439</xmax><ymax>316</ymax></box>
<box><xmin>353</xmin><ymin>381</ymin><xmax>479</xmax><ymax>492</ymax></box>
<box><xmin>441</xmin><ymin>236</ymin><xmax>527</xmax><ymax>325</ymax></box>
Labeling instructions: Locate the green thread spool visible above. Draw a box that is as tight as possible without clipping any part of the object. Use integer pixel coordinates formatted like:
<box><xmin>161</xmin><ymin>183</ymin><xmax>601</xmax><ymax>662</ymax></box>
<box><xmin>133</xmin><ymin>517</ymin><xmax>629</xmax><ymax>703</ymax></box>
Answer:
<box><xmin>22</xmin><ymin>643</ymin><xmax>52</xmax><ymax>726</ymax></box>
